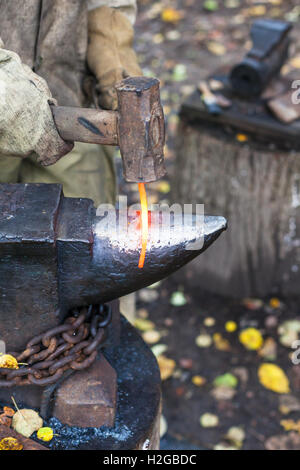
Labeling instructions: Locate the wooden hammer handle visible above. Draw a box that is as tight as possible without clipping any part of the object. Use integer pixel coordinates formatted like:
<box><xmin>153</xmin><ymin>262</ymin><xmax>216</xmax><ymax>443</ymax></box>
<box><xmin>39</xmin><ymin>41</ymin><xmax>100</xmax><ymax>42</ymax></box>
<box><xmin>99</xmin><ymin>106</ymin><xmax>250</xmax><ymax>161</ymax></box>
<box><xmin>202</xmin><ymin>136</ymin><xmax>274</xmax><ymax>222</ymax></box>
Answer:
<box><xmin>51</xmin><ymin>105</ymin><xmax>118</xmax><ymax>146</ymax></box>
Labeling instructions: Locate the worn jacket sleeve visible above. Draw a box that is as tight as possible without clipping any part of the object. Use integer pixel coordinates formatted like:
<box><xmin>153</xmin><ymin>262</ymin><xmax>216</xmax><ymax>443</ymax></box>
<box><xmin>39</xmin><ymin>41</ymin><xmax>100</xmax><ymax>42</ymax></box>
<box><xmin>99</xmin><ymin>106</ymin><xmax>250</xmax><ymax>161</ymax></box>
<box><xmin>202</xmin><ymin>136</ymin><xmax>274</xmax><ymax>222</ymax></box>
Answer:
<box><xmin>0</xmin><ymin>40</ymin><xmax>73</xmax><ymax>165</ymax></box>
<box><xmin>87</xmin><ymin>0</ymin><xmax>137</xmax><ymax>25</ymax></box>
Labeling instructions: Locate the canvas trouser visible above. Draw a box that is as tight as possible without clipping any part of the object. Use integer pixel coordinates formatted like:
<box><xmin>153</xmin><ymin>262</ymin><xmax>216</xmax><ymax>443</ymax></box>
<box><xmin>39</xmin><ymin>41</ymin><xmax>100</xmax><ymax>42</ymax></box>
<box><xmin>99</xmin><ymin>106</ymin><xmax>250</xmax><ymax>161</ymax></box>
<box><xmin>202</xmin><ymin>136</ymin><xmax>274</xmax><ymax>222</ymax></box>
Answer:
<box><xmin>0</xmin><ymin>143</ymin><xmax>116</xmax><ymax>207</ymax></box>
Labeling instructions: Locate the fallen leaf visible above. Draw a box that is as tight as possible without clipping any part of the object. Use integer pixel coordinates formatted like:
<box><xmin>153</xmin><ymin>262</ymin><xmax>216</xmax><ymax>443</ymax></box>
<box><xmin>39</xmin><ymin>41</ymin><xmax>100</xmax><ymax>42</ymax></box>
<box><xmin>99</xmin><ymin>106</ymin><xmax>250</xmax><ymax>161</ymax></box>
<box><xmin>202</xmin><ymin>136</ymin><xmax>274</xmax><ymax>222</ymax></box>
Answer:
<box><xmin>161</xmin><ymin>7</ymin><xmax>183</xmax><ymax>23</ymax></box>
<box><xmin>157</xmin><ymin>181</ymin><xmax>170</xmax><ymax>194</ymax></box>
<box><xmin>207</xmin><ymin>41</ymin><xmax>226</xmax><ymax>56</ymax></box>
<box><xmin>0</xmin><ymin>354</ymin><xmax>19</xmax><ymax>370</ymax></box>
<box><xmin>214</xmin><ymin>443</ymin><xmax>238</xmax><ymax>450</ymax></box>
<box><xmin>134</xmin><ymin>318</ymin><xmax>155</xmax><ymax>332</ymax></box>
<box><xmin>12</xmin><ymin>409</ymin><xmax>43</xmax><ymax>438</ymax></box>
<box><xmin>151</xmin><ymin>344</ymin><xmax>168</xmax><ymax>358</ymax></box>
<box><xmin>232</xmin><ymin>367</ymin><xmax>249</xmax><ymax>384</ymax></box>
<box><xmin>37</xmin><ymin>427</ymin><xmax>54</xmax><ymax>442</ymax></box>
<box><xmin>195</xmin><ymin>334</ymin><xmax>212</xmax><ymax>348</ymax></box>
<box><xmin>213</xmin><ymin>333</ymin><xmax>231</xmax><ymax>351</ymax></box>
<box><xmin>290</xmin><ymin>56</ymin><xmax>300</xmax><ymax>69</ymax></box>
<box><xmin>192</xmin><ymin>375</ymin><xmax>206</xmax><ymax>387</ymax></box>
<box><xmin>236</xmin><ymin>133</ymin><xmax>248</xmax><ymax>143</ymax></box>
<box><xmin>239</xmin><ymin>328</ymin><xmax>263</xmax><ymax>350</ymax></box>
<box><xmin>278</xmin><ymin>320</ymin><xmax>300</xmax><ymax>348</ymax></box>
<box><xmin>225</xmin><ymin>321</ymin><xmax>237</xmax><ymax>333</ymax></box>
<box><xmin>3</xmin><ymin>407</ymin><xmax>15</xmax><ymax>417</ymax></box>
<box><xmin>157</xmin><ymin>355</ymin><xmax>176</xmax><ymax>381</ymax></box>
<box><xmin>265</xmin><ymin>432</ymin><xmax>300</xmax><ymax>450</ymax></box>
<box><xmin>204</xmin><ymin>317</ymin><xmax>215</xmax><ymax>327</ymax></box>
<box><xmin>179</xmin><ymin>358</ymin><xmax>193</xmax><ymax>369</ymax></box>
<box><xmin>279</xmin><ymin>395</ymin><xmax>300</xmax><ymax>415</ymax></box>
<box><xmin>211</xmin><ymin>386</ymin><xmax>236</xmax><ymax>401</ymax></box>
<box><xmin>258</xmin><ymin>337</ymin><xmax>277</xmax><ymax>360</ymax></box>
<box><xmin>258</xmin><ymin>363</ymin><xmax>290</xmax><ymax>394</ymax></box>
<box><xmin>203</xmin><ymin>0</ymin><xmax>219</xmax><ymax>12</ymax></box>
<box><xmin>244</xmin><ymin>5</ymin><xmax>267</xmax><ymax>16</ymax></box>
<box><xmin>280</xmin><ymin>419</ymin><xmax>300</xmax><ymax>433</ymax></box>
<box><xmin>242</xmin><ymin>298</ymin><xmax>263</xmax><ymax>310</ymax></box>
<box><xmin>225</xmin><ymin>0</ymin><xmax>240</xmax><ymax>7</ymax></box>
<box><xmin>225</xmin><ymin>426</ymin><xmax>245</xmax><ymax>448</ymax></box>
<box><xmin>213</xmin><ymin>373</ymin><xmax>238</xmax><ymax>389</ymax></box>
<box><xmin>137</xmin><ymin>310</ymin><xmax>148</xmax><ymax>322</ymax></box>
<box><xmin>170</xmin><ymin>291</ymin><xmax>187</xmax><ymax>307</ymax></box>
<box><xmin>200</xmin><ymin>413</ymin><xmax>219</xmax><ymax>428</ymax></box>
<box><xmin>0</xmin><ymin>437</ymin><xmax>23</xmax><ymax>450</ymax></box>
<box><xmin>269</xmin><ymin>297</ymin><xmax>281</xmax><ymax>309</ymax></box>
<box><xmin>138</xmin><ymin>288</ymin><xmax>159</xmax><ymax>303</ymax></box>
<box><xmin>142</xmin><ymin>330</ymin><xmax>161</xmax><ymax>344</ymax></box>
<box><xmin>171</xmin><ymin>64</ymin><xmax>187</xmax><ymax>82</ymax></box>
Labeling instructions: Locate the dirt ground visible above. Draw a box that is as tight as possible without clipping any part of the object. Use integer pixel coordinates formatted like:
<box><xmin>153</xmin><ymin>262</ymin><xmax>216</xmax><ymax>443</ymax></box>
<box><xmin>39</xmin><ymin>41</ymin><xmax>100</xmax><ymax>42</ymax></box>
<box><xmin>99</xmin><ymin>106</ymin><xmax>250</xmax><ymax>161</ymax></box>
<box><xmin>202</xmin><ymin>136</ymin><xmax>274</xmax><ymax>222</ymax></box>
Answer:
<box><xmin>125</xmin><ymin>0</ymin><xmax>300</xmax><ymax>450</ymax></box>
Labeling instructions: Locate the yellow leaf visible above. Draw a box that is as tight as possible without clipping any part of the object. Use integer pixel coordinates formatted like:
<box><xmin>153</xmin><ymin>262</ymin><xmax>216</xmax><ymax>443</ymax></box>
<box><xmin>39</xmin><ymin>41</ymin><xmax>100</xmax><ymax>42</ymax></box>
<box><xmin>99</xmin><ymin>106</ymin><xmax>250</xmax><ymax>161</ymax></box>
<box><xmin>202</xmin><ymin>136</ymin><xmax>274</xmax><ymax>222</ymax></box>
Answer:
<box><xmin>37</xmin><ymin>427</ymin><xmax>54</xmax><ymax>442</ymax></box>
<box><xmin>157</xmin><ymin>181</ymin><xmax>171</xmax><ymax>194</ymax></box>
<box><xmin>157</xmin><ymin>355</ymin><xmax>176</xmax><ymax>381</ymax></box>
<box><xmin>161</xmin><ymin>7</ymin><xmax>183</xmax><ymax>23</ymax></box>
<box><xmin>290</xmin><ymin>56</ymin><xmax>300</xmax><ymax>69</ymax></box>
<box><xmin>245</xmin><ymin>5</ymin><xmax>267</xmax><ymax>16</ymax></box>
<box><xmin>225</xmin><ymin>321</ymin><xmax>237</xmax><ymax>333</ymax></box>
<box><xmin>134</xmin><ymin>318</ymin><xmax>155</xmax><ymax>332</ymax></box>
<box><xmin>213</xmin><ymin>333</ymin><xmax>231</xmax><ymax>351</ymax></box>
<box><xmin>236</xmin><ymin>133</ymin><xmax>248</xmax><ymax>143</ymax></box>
<box><xmin>0</xmin><ymin>354</ymin><xmax>19</xmax><ymax>370</ymax></box>
<box><xmin>258</xmin><ymin>363</ymin><xmax>290</xmax><ymax>394</ymax></box>
<box><xmin>0</xmin><ymin>437</ymin><xmax>23</xmax><ymax>450</ymax></box>
<box><xmin>207</xmin><ymin>41</ymin><xmax>226</xmax><ymax>56</ymax></box>
<box><xmin>280</xmin><ymin>419</ymin><xmax>300</xmax><ymax>433</ymax></box>
<box><xmin>269</xmin><ymin>297</ymin><xmax>281</xmax><ymax>309</ymax></box>
<box><xmin>192</xmin><ymin>375</ymin><xmax>206</xmax><ymax>387</ymax></box>
<box><xmin>3</xmin><ymin>407</ymin><xmax>15</xmax><ymax>417</ymax></box>
<box><xmin>239</xmin><ymin>328</ymin><xmax>263</xmax><ymax>350</ymax></box>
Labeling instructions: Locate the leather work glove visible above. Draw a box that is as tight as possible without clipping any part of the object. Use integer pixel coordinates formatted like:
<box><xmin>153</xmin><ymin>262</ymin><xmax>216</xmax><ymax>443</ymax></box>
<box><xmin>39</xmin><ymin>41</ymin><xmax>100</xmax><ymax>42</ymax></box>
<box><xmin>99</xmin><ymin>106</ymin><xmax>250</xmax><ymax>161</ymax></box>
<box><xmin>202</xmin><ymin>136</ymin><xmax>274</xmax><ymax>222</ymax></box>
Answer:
<box><xmin>0</xmin><ymin>45</ymin><xmax>73</xmax><ymax>166</ymax></box>
<box><xmin>87</xmin><ymin>5</ymin><xmax>142</xmax><ymax>111</ymax></box>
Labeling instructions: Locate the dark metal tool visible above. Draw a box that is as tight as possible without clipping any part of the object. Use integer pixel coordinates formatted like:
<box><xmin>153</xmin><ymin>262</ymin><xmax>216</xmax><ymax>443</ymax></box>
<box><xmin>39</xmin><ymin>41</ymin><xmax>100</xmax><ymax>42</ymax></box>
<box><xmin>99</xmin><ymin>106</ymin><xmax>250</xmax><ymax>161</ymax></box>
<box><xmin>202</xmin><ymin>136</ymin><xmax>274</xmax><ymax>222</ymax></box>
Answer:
<box><xmin>0</xmin><ymin>183</ymin><xmax>227</xmax><ymax>352</ymax></box>
<box><xmin>51</xmin><ymin>77</ymin><xmax>166</xmax><ymax>183</ymax></box>
<box><xmin>230</xmin><ymin>19</ymin><xmax>292</xmax><ymax>97</ymax></box>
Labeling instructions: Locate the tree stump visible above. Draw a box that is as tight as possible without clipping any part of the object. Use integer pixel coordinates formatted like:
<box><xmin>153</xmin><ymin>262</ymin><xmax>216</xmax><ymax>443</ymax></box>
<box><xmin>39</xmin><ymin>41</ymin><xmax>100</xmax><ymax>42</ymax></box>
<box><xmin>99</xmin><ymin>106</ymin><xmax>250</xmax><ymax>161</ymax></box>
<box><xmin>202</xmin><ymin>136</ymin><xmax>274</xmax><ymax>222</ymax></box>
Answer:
<box><xmin>171</xmin><ymin>93</ymin><xmax>300</xmax><ymax>298</ymax></box>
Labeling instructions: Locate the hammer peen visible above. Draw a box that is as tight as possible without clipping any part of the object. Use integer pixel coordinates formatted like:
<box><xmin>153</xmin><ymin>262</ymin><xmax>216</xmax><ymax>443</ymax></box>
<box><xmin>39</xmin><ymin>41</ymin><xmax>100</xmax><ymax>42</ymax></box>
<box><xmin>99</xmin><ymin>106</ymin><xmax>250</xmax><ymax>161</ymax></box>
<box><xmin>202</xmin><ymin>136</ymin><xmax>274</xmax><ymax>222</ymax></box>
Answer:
<box><xmin>51</xmin><ymin>76</ymin><xmax>166</xmax><ymax>183</ymax></box>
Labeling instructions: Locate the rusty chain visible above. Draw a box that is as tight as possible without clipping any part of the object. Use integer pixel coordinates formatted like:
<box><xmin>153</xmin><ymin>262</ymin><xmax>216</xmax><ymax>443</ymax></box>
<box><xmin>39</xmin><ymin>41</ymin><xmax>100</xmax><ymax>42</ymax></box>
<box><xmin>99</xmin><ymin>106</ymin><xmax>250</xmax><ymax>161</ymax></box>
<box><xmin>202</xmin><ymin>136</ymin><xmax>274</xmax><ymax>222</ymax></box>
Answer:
<box><xmin>0</xmin><ymin>304</ymin><xmax>112</xmax><ymax>387</ymax></box>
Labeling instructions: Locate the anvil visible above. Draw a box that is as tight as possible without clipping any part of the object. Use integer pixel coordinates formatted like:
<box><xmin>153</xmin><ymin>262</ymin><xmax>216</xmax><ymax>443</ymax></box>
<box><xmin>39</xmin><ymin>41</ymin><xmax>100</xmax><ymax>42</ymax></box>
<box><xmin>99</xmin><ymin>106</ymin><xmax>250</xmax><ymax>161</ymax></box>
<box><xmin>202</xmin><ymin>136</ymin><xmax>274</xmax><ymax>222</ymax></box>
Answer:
<box><xmin>0</xmin><ymin>183</ymin><xmax>226</xmax><ymax>430</ymax></box>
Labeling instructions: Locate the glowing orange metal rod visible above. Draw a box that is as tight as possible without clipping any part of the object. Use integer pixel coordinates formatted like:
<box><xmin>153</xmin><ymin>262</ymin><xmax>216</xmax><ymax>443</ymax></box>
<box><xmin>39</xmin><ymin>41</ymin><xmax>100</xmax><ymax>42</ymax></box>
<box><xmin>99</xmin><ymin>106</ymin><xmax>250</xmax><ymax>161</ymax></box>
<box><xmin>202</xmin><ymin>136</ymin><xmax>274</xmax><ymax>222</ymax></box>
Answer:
<box><xmin>138</xmin><ymin>183</ymin><xmax>148</xmax><ymax>268</ymax></box>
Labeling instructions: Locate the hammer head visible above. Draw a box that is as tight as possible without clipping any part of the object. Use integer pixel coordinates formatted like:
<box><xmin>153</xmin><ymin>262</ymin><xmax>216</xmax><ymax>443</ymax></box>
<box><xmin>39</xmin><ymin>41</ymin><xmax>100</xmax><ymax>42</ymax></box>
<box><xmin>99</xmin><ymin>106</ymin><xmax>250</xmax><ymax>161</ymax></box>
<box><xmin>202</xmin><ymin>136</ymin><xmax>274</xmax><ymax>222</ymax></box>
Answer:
<box><xmin>115</xmin><ymin>77</ymin><xmax>166</xmax><ymax>183</ymax></box>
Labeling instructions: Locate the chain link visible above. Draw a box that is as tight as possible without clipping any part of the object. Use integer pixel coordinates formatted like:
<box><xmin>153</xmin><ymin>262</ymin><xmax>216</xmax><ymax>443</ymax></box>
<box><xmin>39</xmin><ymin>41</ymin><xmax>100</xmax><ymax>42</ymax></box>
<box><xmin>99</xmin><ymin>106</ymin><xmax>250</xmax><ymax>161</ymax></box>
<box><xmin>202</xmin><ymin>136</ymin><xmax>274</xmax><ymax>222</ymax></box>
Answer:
<box><xmin>0</xmin><ymin>304</ymin><xmax>112</xmax><ymax>387</ymax></box>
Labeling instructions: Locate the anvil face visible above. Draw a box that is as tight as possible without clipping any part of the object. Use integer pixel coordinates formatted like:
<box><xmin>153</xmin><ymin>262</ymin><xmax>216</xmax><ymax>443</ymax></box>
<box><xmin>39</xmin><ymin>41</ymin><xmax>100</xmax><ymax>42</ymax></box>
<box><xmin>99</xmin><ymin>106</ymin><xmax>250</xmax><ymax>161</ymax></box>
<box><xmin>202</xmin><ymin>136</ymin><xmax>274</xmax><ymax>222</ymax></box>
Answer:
<box><xmin>89</xmin><ymin>211</ymin><xmax>227</xmax><ymax>303</ymax></box>
<box><xmin>0</xmin><ymin>184</ymin><xmax>226</xmax><ymax>351</ymax></box>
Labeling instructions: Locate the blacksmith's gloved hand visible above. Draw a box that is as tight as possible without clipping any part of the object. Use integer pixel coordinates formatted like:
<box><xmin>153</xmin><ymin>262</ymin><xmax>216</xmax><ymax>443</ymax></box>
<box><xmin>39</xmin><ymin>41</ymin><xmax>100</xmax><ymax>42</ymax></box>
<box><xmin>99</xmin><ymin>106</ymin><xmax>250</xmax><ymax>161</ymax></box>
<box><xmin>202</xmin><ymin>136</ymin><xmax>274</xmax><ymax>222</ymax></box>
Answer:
<box><xmin>0</xmin><ymin>42</ymin><xmax>73</xmax><ymax>166</ymax></box>
<box><xmin>87</xmin><ymin>5</ymin><xmax>142</xmax><ymax>111</ymax></box>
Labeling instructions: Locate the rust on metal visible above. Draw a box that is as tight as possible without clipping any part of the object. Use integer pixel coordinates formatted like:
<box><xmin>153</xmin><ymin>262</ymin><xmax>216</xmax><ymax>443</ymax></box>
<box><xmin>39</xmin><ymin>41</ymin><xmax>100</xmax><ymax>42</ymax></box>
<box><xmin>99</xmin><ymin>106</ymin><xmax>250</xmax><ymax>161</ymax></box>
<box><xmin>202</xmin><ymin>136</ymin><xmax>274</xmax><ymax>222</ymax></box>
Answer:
<box><xmin>0</xmin><ymin>304</ymin><xmax>111</xmax><ymax>387</ymax></box>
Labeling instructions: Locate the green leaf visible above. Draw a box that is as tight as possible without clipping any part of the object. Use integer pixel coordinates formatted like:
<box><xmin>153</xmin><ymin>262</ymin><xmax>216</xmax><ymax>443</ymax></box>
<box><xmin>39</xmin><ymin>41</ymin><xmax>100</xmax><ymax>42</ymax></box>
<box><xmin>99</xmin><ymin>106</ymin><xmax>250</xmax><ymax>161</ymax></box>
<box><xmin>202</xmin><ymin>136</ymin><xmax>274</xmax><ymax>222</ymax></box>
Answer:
<box><xmin>203</xmin><ymin>0</ymin><xmax>219</xmax><ymax>11</ymax></box>
<box><xmin>213</xmin><ymin>373</ymin><xmax>238</xmax><ymax>389</ymax></box>
<box><xmin>170</xmin><ymin>291</ymin><xmax>187</xmax><ymax>307</ymax></box>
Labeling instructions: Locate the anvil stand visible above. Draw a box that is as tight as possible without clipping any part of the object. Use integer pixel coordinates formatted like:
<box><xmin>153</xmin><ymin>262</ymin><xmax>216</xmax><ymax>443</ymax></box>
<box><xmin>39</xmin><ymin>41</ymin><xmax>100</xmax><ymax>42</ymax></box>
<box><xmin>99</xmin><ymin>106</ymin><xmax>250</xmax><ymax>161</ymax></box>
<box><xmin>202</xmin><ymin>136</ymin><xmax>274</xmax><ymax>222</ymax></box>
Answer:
<box><xmin>0</xmin><ymin>184</ymin><xmax>161</xmax><ymax>450</ymax></box>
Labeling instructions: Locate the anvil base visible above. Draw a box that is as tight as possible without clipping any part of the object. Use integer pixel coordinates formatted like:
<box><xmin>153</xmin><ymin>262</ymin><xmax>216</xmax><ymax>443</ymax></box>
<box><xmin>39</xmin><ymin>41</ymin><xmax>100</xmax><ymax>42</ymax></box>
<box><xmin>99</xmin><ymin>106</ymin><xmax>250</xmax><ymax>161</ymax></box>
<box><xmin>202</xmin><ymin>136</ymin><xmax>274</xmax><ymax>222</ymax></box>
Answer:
<box><xmin>0</xmin><ymin>316</ymin><xmax>162</xmax><ymax>450</ymax></box>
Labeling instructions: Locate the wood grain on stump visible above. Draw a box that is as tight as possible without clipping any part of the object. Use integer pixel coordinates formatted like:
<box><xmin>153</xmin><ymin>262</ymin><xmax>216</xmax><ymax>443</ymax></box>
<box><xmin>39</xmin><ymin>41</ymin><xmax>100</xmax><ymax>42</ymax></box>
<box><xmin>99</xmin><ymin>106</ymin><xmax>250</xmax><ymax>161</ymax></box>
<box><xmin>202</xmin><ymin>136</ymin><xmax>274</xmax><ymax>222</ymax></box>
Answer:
<box><xmin>172</xmin><ymin>119</ymin><xmax>300</xmax><ymax>298</ymax></box>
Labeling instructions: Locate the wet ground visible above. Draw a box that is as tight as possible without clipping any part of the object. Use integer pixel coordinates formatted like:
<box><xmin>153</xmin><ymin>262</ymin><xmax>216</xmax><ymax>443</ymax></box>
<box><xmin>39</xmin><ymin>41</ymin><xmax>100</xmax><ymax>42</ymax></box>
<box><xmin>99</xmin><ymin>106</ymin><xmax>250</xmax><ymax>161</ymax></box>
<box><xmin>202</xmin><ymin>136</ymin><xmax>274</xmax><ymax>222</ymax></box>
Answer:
<box><xmin>123</xmin><ymin>0</ymin><xmax>300</xmax><ymax>450</ymax></box>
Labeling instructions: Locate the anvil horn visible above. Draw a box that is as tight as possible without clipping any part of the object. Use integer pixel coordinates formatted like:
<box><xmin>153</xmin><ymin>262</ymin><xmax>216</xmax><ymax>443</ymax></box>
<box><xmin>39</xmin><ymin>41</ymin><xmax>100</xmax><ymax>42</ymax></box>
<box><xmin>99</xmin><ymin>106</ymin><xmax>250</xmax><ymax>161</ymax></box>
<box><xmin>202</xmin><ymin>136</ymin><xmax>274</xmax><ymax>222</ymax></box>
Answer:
<box><xmin>0</xmin><ymin>184</ymin><xmax>226</xmax><ymax>350</ymax></box>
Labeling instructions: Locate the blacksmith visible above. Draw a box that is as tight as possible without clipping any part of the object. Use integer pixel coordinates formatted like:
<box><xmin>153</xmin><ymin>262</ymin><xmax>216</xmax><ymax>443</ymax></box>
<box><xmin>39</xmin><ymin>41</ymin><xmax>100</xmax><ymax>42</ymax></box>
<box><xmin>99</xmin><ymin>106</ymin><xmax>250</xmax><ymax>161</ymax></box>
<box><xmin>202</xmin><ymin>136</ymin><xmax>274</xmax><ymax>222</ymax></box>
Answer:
<box><xmin>0</xmin><ymin>0</ymin><xmax>142</xmax><ymax>206</ymax></box>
